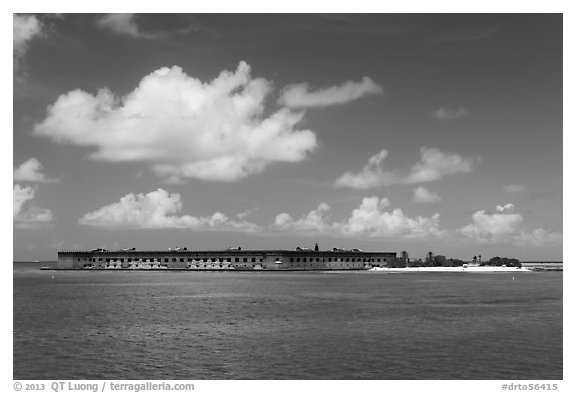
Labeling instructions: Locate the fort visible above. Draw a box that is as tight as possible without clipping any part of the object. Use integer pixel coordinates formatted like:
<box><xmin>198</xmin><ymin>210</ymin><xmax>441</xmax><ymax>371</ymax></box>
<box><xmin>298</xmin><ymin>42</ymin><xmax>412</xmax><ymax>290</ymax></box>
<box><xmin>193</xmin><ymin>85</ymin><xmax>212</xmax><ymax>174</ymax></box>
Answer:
<box><xmin>56</xmin><ymin>244</ymin><xmax>397</xmax><ymax>271</ymax></box>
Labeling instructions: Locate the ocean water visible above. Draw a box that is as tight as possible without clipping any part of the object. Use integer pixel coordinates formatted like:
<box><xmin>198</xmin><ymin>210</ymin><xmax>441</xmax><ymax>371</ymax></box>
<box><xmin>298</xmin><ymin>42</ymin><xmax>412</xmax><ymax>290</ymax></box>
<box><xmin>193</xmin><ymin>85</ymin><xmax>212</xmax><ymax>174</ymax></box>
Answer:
<box><xmin>13</xmin><ymin>263</ymin><xmax>562</xmax><ymax>380</ymax></box>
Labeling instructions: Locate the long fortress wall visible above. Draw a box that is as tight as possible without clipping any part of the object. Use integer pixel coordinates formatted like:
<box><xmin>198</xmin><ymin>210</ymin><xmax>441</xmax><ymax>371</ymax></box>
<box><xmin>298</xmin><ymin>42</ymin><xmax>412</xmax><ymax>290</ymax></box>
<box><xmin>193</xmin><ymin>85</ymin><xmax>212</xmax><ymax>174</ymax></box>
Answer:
<box><xmin>57</xmin><ymin>249</ymin><xmax>398</xmax><ymax>271</ymax></box>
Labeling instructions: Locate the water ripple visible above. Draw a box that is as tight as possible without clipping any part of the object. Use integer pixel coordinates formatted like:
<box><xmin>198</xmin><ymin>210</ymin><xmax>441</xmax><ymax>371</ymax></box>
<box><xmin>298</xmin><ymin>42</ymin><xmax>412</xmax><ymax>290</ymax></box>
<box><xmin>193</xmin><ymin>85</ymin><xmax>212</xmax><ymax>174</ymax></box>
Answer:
<box><xmin>14</xmin><ymin>267</ymin><xmax>562</xmax><ymax>379</ymax></box>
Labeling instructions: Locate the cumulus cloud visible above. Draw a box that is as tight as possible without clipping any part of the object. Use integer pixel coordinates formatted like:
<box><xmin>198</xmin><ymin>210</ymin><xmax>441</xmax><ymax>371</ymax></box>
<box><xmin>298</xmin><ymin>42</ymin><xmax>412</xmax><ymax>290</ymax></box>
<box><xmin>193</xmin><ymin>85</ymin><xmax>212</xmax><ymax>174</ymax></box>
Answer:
<box><xmin>13</xmin><ymin>185</ymin><xmax>54</xmax><ymax>227</ymax></box>
<box><xmin>513</xmin><ymin>228</ymin><xmax>562</xmax><ymax>247</ymax></box>
<box><xmin>278</xmin><ymin>77</ymin><xmax>383</xmax><ymax>108</ymax></box>
<box><xmin>271</xmin><ymin>197</ymin><xmax>445</xmax><ymax>240</ymax></box>
<box><xmin>268</xmin><ymin>198</ymin><xmax>560</xmax><ymax>246</ymax></box>
<box><xmin>272</xmin><ymin>203</ymin><xmax>332</xmax><ymax>233</ymax></box>
<box><xmin>86</xmin><ymin>191</ymin><xmax>555</xmax><ymax>247</ymax></box>
<box><xmin>14</xmin><ymin>158</ymin><xmax>59</xmax><ymax>183</ymax></box>
<box><xmin>412</xmin><ymin>186</ymin><xmax>442</xmax><ymax>203</ymax></box>
<box><xmin>459</xmin><ymin>204</ymin><xmax>522</xmax><ymax>241</ymax></box>
<box><xmin>404</xmin><ymin>147</ymin><xmax>475</xmax><ymax>183</ymax></box>
<box><xmin>14</xmin><ymin>14</ymin><xmax>42</xmax><ymax>52</ymax></box>
<box><xmin>79</xmin><ymin>188</ymin><xmax>259</xmax><ymax>232</ymax></box>
<box><xmin>431</xmin><ymin>106</ymin><xmax>469</xmax><ymax>120</ymax></box>
<box><xmin>96</xmin><ymin>14</ymin><xmax>145</xmax><ymax>38</ymax></box>
<box><xmin>336</xmin><ymin>197</ymin><xmax>446</xmax><ymax>239</ymax></box>
<box><xmin>14</xmin><ymin>14</ymin><xmax>43</xmax><ymax>71</ymax></box>
<box><xmin>334</xmin><ymin>147</ymin><xmax>475</xmax><ymax>189</ymax></box>
<box><xmin>13</xmin><ymin>184</ymin><xmax>34</xmax><ymax>217</ymax></box>
<box><xmin>334</xmin><ymin>150</ymin><xmax>396</xmax><ymax>189</ymax></box>
<box><xmin>503</xmin><ymin>184</ymin><xmax>526</xmax><ymax>193</ymax></box>
<box><xmin>495</xmin><ymin>203</ymin><xmax>514</xmax><ymax>212</ymax></box>
<box><xmin>34</xmin><ymin>62</ymin><xmax>317</xmax><ymax>182</ymax></box>
<box><xmin>458</xmin><ymin>203</ymin><xmax>561</xmax><ymax>246</ymax></box>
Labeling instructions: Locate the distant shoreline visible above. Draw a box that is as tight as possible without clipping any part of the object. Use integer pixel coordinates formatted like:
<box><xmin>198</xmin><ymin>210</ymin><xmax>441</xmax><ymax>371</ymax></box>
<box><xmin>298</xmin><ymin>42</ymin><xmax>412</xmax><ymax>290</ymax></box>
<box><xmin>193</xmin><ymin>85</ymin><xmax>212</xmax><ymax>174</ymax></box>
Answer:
<box><xmin>13</xmin><ymin>261</ymin><xmax>562</xmax><ymax>273</ymax></box>
<box><xmin>370</xmin><ymin>266</ymin><xmax>533</xmax><ymax>273</ymax></box>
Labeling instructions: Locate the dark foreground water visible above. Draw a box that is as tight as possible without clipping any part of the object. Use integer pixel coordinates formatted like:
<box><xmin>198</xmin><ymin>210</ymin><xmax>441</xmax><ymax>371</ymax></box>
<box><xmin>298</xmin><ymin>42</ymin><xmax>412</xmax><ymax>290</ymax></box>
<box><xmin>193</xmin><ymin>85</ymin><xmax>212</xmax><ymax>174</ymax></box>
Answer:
<box><xmin>13</xmin><ymin>263</ymin><xmax>562</xmax><ymax>380</ymax></box>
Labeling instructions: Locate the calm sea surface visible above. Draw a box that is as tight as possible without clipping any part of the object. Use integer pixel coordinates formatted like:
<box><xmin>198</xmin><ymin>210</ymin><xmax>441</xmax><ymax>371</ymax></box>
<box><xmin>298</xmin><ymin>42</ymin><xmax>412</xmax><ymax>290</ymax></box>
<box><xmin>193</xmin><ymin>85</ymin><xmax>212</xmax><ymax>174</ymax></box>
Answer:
<box><xmin>13</xmin><ymin>263</ymin><xmax>562</xmax><ymax>380</ymax></box>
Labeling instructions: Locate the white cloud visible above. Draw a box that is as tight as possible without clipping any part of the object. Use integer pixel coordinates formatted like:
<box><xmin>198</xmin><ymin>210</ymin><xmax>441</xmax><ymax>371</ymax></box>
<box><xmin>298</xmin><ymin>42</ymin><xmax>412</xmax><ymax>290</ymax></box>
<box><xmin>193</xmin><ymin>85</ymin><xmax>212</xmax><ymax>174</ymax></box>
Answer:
<box><xmin>272</xmin><ymin>203</ymin><xmax>332</xmax><ymax>233</ymax></box>
<box><xmin>431</xmin><ymin>106</ymin><xmax>469</xmax><ymax>120</ymax></box>
<box><xmin>278</xmin><ymin>77</ymin><xmax>383</xmax><ymax>108</ymax></box>
<box><xmin>503</xmin><ymin>184</ymin><xmax>526</xmax><ymax>193</ymax></box>
<box><xmin>14</xmin><ymin>14</ymin><xmax>43</xmax><ymax>71</ymax></box>
<box><xmin>268</xmin><ymin>198</ymin><xmax>560</xmax><ymax>246</ymax></box>
<box><xmin>35</xmin><ymin>62</ymin><xmax>317</xmax><ymax>182</ymax></box>
<box><xmin>14</xmin><ymin>14</ymin><xmax>42</xmax><ymax>53</ymax></box>
<box><xmin>495</xmin><ymin>203</ymin><xmax>515</xmax><ymax>212</ymax></box>
<box><xmin>16</xmin><ymin>208</ymin><xmax>54</xmax><ymax>227</ymax></box>
<box><xmin>13</xmin><ymin>184</ymin><xmax>34</xmax><ymax>217</ymax></box>
<box><xmin>14</xmin><ymin>158</ymin><xmax>59</xmax><ymax>183</ymax></box>
<box><xmin>13</xmin><ymin>185</ymin><xmax>54</xmax><ymax>227</ymax></box>
<box><xmin>459</xmin><ymin>204</ymin><xmax>522</xmax><ymax>241</ymax></box>
<box><xmin>96</xmin><ymin>14</ymin><xmax>144</xmax><ymax>38</ymax></box>
<box><xmin>273</xmin><ymin>213</ymin><xmax>293</xmax><ymax>228</ymax></box>
<box><xmin>235</xmin><ymin>208</ymin><xmax>258</xmax><ymax>221</ymax></box>
<box><xmin>86</xmin><ymin>191</ymin><xmax>554</xmax><ymax>247</ymax></box>
<box><xmin>96</xmin><ymin>14</ymin><xmax>194</xmax><ymax>39</ymax></box>
<box><xmin>412</xmin><ymin>186</ymin><xmax>442</xmax><ymax>203</ymax></box>
<box><xmin>336</xmin><ymin>197</ymin><xmax>446</xmax><ymax>239</ymax></box>
<box><xmin>334</xmin><ymin>147</ymin><xmax>475</xmax><ymax>189</ymax></box>
<box><xmin>334</xmin><ymin>150</ymin><xmax>396</xmax><ymax>189</ymax></box>
<box><xmin>405</xmin><ymin>147</ymin><xmax>475</xmax><ymax>183</ymax></box>
<box><xmin>513</xmin><ymin>228</ymin><xmax>562</xmax><ymax>247</ymax></box>
<box><xmin>458</xmin><ymin>203</ymin><xmax>561</xmax><ymax>247</ymax></box>
<box><xmin>79</xmin><ymin>188</ymin><xmax>259</xmax><ymax>232</ymax></box>
<box><xmin>271</xmin><ymin>197</ymin><xmax>445</xmax><ymax>240</ymax></box>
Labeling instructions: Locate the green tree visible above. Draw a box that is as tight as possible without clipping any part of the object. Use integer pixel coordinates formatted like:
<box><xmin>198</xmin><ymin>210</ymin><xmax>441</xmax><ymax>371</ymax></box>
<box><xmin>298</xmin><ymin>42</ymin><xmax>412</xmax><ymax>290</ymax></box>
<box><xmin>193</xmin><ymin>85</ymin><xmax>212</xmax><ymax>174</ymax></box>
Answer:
<box><xmin>433</xmin><ymin>255</ymin><xmax>447</xmax><ymax>267</ymax></box>
<box><xmin>448</xmin><ymin>259</ymin><xmax>465</xmax><ymax>267</ymax></box>
<box><xmin>388</xmin><ymin>258</ymin><xmax>407</xmax><ymax>268</ymax></box>
<box><xmin>487</xmin><ymin>256</ymin><xmax>522</xmax><ymax>268</ymax></box>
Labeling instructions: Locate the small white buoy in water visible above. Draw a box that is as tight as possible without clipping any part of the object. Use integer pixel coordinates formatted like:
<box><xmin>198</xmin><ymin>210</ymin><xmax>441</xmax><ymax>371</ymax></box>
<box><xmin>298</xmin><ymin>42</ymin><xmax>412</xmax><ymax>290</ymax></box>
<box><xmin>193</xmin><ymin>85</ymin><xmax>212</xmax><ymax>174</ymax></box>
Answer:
<box><xmin>51</xmin><ymin>275</ymin><xmax>54</xmax><ymax>279</ymax></box>
<box><xmin>513</xmin><ymin>276</ymin><xmax>515</xmax><ymax>280</ymax></box>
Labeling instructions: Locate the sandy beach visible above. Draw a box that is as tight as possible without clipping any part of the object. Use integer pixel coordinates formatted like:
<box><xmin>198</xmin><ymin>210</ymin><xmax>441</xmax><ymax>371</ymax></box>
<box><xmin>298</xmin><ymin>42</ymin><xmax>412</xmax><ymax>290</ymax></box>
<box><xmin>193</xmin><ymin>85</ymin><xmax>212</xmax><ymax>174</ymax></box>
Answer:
<box><xmin>369</xmin><ymin>266</ymin><xmax>532</xmax><ymax>273</ymax></box>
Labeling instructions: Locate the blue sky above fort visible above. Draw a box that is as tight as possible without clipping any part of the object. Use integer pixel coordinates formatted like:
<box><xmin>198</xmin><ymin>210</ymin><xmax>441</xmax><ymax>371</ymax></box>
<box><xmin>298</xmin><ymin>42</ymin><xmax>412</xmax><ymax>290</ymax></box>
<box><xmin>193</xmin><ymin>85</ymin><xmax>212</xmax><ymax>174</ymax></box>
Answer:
<box><xmin>13</xmin><ymin>13</ymin><xmax>563</xmax><ymax>261</ymax></box>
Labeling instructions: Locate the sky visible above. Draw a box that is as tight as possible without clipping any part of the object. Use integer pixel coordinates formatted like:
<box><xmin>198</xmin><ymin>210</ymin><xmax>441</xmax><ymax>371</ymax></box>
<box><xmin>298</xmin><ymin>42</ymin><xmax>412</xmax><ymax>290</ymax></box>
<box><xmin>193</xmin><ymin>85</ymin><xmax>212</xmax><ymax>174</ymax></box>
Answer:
<box><xmin>12</xmin><ymin>13</ymin><xmax>563</xmax><ymax>261</ymax></box>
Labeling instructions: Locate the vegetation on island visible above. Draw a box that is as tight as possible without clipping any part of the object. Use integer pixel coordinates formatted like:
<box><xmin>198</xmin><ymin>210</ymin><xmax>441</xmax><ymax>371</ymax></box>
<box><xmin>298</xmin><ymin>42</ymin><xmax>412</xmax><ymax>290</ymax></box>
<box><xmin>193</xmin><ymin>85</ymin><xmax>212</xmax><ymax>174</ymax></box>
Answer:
<box><xmin>481</xmin><ymin>256</ymin><xmax>522</xmax><ymax>268</ymax></box>
<box><xmin>389</xmin><ymin>251</ymin><xmax>521</xmax><ymax>268</ymax></box>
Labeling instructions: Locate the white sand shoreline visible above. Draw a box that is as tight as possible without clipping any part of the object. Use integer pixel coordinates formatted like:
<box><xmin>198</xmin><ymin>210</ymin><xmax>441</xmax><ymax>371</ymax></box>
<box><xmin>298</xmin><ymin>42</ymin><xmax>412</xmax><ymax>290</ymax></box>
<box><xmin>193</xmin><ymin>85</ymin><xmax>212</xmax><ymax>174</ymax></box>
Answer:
<box><xmin>369</xmin><ymin>266</ymin><xmax>532</xmax><ymax>273</ymax></box>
